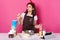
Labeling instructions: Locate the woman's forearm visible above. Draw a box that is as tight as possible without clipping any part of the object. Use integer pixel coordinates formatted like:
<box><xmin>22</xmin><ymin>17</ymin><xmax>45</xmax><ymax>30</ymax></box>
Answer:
<box><xmin>17</xmin><ymin>13</ymin><xmax>22</xmax><ymax>25</ymax></box>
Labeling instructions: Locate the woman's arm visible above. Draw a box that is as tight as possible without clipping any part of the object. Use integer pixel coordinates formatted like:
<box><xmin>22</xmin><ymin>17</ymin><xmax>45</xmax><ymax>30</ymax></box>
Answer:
<box><xmin>34</xmin><ymin>15</ymin><xmax>42</xmax><ymax>30</ymax></box>
<box><xmin>17</xmin><ymin>13</ymin><xmax>22</xmax><ymax>25</ymax></box>
<box><xmin>34</xmin><ymin>20</ymin><xmax>43</xmax><ymax>31</ymax></box>
<box><xmin>34</xmin><ymin>20</ymin><xmax>37</xmax><ymax>27</ymax></box>
<box><xmin>34</xmin><ymin>21</ymin><xmax>43</xmax><ymax>31</ymax></box>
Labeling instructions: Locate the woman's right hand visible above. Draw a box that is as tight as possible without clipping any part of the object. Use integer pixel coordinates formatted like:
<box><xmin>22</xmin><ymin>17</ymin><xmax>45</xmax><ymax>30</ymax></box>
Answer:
<box><xmin>17</xmin><ymin>13</ymin><xmax>21</xmax><ymax>17</ymax></box>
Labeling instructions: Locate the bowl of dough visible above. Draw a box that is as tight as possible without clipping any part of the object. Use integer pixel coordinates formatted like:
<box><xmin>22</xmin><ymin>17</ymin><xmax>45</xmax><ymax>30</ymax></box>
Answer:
<box><xmin>25</xmin><ymin>30</ymin><xmax>34</xmax><ymax>35</ymax></box>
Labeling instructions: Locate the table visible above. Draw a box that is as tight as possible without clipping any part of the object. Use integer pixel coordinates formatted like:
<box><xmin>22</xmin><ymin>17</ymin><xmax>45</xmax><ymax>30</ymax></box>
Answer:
<box><xmin>0</xmin><ymin>33</ymin><xmax>60</xmax><ymax>40</ymax></box>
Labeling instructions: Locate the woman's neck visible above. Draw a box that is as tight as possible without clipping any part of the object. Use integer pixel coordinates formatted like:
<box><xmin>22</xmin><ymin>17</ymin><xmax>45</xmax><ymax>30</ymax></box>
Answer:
<box><xmin>27</xmin><ymin>11</ymin><xmax>33</xmax><ymax>17</ymax></box>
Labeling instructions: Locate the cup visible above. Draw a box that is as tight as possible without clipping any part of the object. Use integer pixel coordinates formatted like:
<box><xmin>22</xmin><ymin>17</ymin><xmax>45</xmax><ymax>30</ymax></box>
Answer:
<box><xmin>11</xmin><ymin>20</ymin><xmax>17</xmax><ymax>29</ymax></box>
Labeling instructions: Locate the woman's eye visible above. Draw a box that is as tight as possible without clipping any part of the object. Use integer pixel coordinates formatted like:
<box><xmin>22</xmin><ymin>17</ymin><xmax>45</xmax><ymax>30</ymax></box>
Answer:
<box><xmin>28</xmin><ymin>6</ymin><xmax>31</xmax><ymax>8</ymax></box>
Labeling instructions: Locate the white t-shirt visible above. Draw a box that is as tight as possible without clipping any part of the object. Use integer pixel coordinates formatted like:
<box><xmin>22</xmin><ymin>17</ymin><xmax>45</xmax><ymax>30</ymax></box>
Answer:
<box><xmin>20</xmin><ymin>12</ymin><xmax>38</xmax><ymax>24</ymax></box>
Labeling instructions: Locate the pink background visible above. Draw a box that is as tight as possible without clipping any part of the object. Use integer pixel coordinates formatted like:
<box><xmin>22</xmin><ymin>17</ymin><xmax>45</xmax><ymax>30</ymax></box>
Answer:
<box><xmin>0</xmin><ymin>0</ymin><xmax>60</xmax><ymax>33</ymax></box>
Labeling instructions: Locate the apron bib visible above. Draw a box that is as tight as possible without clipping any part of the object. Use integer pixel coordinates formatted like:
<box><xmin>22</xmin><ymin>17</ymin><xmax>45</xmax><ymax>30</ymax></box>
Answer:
<box><xmin>22</xmin><ymin>13</ymin><xmax>36</xmax><ymax>32</ymax></box>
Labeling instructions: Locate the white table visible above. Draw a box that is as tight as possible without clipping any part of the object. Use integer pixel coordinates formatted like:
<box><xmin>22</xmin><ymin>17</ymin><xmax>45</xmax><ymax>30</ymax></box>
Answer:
<box><xmin>0</xmin><ymin>33</ymin><xmax>60</xmax><ymax>40</ymax></box>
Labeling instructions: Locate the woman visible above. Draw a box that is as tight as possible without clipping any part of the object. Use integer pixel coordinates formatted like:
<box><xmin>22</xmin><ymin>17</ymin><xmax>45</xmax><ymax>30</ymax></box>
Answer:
<box><xmin>17</xmin><ymin>2</ymin><xmax>39</xmax><ymax>33</ymax></box>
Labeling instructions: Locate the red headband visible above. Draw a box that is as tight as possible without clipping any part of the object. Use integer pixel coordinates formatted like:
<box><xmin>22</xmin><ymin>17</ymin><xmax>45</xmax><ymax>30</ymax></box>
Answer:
<box><xmin>30</xmin><ymin>0</ymin><xmax>34</xmax><ymax>4</ymax></box>
<box><xmin>30</xmin><ymin>0</ymin><xmax>32</xmax><ymax>2</ymax></box>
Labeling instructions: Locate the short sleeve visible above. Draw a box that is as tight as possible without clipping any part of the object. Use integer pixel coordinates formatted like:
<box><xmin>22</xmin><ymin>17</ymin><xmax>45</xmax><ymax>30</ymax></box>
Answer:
<box><xmin>20</xmin><ymin>12</ymin><xmax>25</xmax><ymax>18</ymax></box>
<box><xmin>34</xmin><ymin>15</ymin><xmax>38</xmax><ymax>21</ymax></box>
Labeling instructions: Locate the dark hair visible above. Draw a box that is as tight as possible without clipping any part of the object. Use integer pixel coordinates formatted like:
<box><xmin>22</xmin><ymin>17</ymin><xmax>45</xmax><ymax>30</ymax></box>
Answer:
<box><xmin>25</xmin><ymin>2</ymin><xmax>36</xmax><ymax>16</ymax></box>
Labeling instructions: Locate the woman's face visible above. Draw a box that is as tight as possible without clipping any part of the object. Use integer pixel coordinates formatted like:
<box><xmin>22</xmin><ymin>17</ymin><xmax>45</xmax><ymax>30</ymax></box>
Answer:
<box><xmin>27</xmin><ymin>4</ymin><xmax>34</xmax><ymax>12</ymax></box>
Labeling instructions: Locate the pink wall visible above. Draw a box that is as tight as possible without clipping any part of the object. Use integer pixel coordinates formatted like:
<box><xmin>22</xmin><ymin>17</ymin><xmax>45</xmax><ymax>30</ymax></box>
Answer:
<box><xmin>0</xmin><ymin>0</ymin><xmax>60</xmax><ymax>33</ymax></box>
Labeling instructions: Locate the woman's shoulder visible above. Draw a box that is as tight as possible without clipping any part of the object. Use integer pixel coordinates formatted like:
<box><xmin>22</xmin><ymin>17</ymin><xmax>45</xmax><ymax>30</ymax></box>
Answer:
<box><xmin>21</xmin><ymin>12</ymin><xmax>25</xmax><ymax>15</ymax></box>
<box><xmin>34</xmin><ymin>15</ymin><xmax>37</xmax><ymax>17</ymax></box>
<box><xmin>34</xmin><ymin>15</ymin><xmax>38</xmax><ymax>20</ymax></box>
<box><xmin>20</xmin><ymin>12</ymin><xmax>26</xmax><ymax>18</ymax></box>
<box><xmin>34</xmin><ymin>15</ymin><xmax>38</xmax><ymax>18</ymax></box>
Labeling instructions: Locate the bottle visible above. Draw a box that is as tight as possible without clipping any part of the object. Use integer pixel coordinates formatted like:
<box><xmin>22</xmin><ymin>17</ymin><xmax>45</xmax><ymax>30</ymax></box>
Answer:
<box><xmin>39</xmin><ymin>24</ymin><xmax>43</xmax><ymax>36</ymax></box>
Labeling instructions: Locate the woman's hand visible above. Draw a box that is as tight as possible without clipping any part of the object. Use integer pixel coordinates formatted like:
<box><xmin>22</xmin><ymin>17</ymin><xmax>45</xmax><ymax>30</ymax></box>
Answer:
<box><xmin>35</xmin><ymin>24</ymin><xmax>42</xmax><ymax>29</ymax></box>
<box><xmin>35</xmin><ymin>24</ymin><xmax>43</xmax><ymax>33</ymax></box>
<box><xmin>17</xmin><ymin>13</ymin><xmax>21</xmax><ymax>17</ymax></box>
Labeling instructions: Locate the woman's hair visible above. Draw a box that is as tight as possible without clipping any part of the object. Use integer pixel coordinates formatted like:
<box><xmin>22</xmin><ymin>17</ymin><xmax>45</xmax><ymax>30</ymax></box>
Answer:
<box><xmin>25</xmin><ymin>2</ymin><xmax>36</xmax><ymax>16</ymax></box>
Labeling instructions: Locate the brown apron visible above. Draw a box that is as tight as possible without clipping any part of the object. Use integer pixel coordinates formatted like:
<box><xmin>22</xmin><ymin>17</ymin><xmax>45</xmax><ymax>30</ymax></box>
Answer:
<box><xmin>22</xmin><ymin>13</ymin><xmax>36</xmax><ymax>32</ymax></box>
